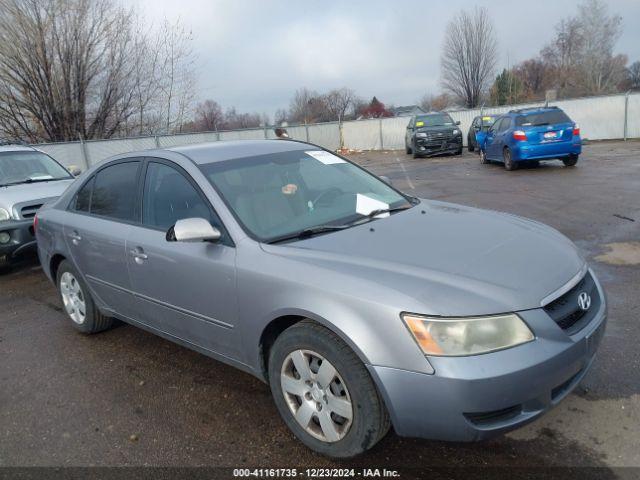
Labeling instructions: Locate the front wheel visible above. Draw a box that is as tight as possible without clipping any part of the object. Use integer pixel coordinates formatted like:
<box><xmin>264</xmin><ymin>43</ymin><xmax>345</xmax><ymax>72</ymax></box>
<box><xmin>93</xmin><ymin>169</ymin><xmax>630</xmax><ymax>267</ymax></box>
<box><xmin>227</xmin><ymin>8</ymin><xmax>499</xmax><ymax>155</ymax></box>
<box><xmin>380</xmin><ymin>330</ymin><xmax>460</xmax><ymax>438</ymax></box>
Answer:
<box><xmin>405</xmin><ymin>142</ymin><xmax>412</xmax><ymax>155</ymax></box>
<box><xmin>56</xmin><ymin>260</ymin><xmax>115</xmax><ymax>334</ymax></box>
<box><xmin>479</xmin><ymin>149</ymin><xmax>489</xmax><ymax>164</ymax></box>
<box><xmin>467</xmin><ymin>138</ymin><xmax>475</xmax><ymax>152</ymax></box>
<box><xmin>563</xmin><ymin>155</ymin><xmax>579</xmax><ymax>167</ymax></box>
<box><xmin>503</xmin><ymin>147</ymin><xmax>517</xmax><ymax>171</ymax></box>
<box><xmin>268</xmin><ymin>320</ymin><xmax>390</xmax><ymax>458</ymax></box>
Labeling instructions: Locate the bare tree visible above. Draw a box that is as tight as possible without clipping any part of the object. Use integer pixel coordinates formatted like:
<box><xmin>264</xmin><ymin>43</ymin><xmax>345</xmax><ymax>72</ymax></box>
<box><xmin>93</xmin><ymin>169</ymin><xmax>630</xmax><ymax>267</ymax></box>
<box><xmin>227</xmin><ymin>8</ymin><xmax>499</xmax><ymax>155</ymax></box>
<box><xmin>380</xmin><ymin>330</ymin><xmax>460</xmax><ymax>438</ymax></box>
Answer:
<box><xmin>194</xmin><ymin>99</ymin><xmax>224</xmax><ymax>131</ymax></box>
<box><xmin>513</xmin><ymin>59</ymin><xmax>551</xmax><ymax>100</ymax></box>
<box><xmin>575</xmin><ymin>0</ymin><xmax>625</xmax><ymax>94</ymax></box>
<box><xmin>288</xmin><ymin>88</ymin><xmax>330</xmax><ymax>124</ymax></box>
<box><xmin>419</xmin><ymin>93</ymin><xmax>452</xmax><ymax>112</ymax></box>
<box><xmin>158</xmin><ymin>18</ymin><xmax>197</xmax><ymax>134</ymax></box>
<box><xmin>0</xmin><ymin>0</ymin><xmax>142</xmax><ymax>142</ymax></box>
<box><xmin>541</xmin><ymin>0</ymin><xmax>625</xmax><ymax>96</ymax></box>
<box><xmin>626</xmin><ymin>61</ymin><xmax>640</xmax><ymax>91</ymax></box>
<box><xmin>323</xmin><ymin>88</ymin><xmax>356</xmax><ymax>123</ymax></box>
<box><xmin>441</xmin><ymin>7</ymin><xmax>498</xmax><ymax>108</ymax></box>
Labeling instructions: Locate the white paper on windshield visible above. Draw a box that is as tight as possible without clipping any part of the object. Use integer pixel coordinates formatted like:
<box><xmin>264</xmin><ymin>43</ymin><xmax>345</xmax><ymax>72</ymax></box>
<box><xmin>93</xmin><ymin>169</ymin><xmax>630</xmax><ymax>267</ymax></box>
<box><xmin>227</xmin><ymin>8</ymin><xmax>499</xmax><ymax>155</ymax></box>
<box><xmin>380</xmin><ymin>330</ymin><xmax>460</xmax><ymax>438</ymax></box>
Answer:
<box><xmin>355</xmin><ymin>194</ymin><xmax>389</xmax><ymax>217</ymax></box>
<box><xmin>305</xmin><ymin>150</ymin><xmax>346</xmax><ymax>165</ymax></box>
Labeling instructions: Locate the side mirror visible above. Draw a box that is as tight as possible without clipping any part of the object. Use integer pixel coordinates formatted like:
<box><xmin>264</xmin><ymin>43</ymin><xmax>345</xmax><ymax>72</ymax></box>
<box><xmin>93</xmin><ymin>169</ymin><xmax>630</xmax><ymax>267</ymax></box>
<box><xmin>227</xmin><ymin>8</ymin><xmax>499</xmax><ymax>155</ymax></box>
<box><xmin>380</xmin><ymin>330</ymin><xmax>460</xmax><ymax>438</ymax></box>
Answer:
<box><xmin>68</xmin><ymin>165</ymin><xmax>82</xmax><ymax>177</ymax></box>
<box><xmin>379</xmin><ymin>175</ymin><xmax>392</xmax><ymax>186</ymax></box>
<box><xmin>406</xmin><ymin>126</ymin><xmax>413</xmax><ymax>130</ymax></box>
<box><xmin>455</xmin><ymin>120</ymin><xmax>461</xmax><ymax>126</ymax></box>
<box><xmin>166</xmin><ymin>218</ymin><xmax>221</xmax><ymax>243</ymax></box>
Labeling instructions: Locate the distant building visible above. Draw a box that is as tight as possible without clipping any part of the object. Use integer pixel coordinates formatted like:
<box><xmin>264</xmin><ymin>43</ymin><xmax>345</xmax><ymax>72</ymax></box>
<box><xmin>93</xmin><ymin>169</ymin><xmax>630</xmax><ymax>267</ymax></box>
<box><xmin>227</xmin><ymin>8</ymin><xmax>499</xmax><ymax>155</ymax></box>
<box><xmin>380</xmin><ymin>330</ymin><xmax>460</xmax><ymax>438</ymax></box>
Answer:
<box><xmin>390</xmin><ymin>105</ymin><xmax>425</xmax><ymax>117</ymax></box>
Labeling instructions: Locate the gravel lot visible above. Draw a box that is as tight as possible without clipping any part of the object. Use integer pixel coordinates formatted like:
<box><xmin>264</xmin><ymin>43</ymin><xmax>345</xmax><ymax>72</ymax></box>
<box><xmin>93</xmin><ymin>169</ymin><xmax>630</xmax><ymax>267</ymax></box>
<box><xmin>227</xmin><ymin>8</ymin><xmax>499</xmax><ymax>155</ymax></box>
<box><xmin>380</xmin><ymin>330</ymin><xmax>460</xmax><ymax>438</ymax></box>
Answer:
<box><xmin>1</xmin><ymin>141</ymin><xmax>638</xmax><ymax>477</ymax></box>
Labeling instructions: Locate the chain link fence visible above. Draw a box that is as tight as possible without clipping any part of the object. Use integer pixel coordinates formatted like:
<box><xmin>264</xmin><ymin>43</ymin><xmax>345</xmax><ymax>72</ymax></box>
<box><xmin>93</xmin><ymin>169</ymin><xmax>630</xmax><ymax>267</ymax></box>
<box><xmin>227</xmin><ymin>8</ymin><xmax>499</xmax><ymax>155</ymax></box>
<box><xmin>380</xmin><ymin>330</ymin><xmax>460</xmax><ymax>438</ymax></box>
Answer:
<box><xmin>33</xmin><ymin>92</ymin><xmax>640</xmax><ymax>171</ymax></box>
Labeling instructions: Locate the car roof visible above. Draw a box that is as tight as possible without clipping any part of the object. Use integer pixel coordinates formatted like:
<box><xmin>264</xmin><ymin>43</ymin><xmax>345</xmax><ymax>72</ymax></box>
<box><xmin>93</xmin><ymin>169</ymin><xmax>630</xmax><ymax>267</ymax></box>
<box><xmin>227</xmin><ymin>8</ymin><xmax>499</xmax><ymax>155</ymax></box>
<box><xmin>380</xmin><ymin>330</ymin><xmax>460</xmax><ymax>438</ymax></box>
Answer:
<box><xmin>169</xmin><ymin>140</ymin><xmax>311</xmax><ymax>165</ymax></box>
<box><xmin>508</xmin><ymin>106</ymin><xmax>561</xmax><ymax>115</ymax></box>
<box><xmin>0</xmin><ymin>144</ymin><xmax>37</xmax><ymax>153</ymax></box>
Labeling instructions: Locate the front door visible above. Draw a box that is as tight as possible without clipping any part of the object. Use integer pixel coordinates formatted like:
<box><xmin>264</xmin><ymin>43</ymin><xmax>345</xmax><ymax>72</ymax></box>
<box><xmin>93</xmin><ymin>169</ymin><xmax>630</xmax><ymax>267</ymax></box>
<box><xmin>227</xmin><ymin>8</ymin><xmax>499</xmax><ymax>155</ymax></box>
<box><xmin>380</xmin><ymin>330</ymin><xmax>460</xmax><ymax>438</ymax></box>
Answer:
<box><xmin>125</xmin><ymin>160</ymin><xmax>240</xmax><ymax>360</ymax></box>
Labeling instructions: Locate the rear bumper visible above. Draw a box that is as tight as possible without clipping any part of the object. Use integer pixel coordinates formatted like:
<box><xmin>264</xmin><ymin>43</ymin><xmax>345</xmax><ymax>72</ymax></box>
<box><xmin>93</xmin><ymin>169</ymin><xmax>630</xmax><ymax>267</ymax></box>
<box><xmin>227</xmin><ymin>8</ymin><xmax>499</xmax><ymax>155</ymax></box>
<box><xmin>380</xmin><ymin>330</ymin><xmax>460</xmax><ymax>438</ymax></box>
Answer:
<box><xmin>514</xmin><ymin>140</ymin><xmax>582</xmax><ymax>161</ymax></box>
<box><xmin>0</xmin><ymin>219</ymin><xmax>37</xmax><ymax>265</ymax></box>
<box><xmin>368</xmin><ymin>277</ymin><xmax>606</xmax><ymax>441</ymax></box>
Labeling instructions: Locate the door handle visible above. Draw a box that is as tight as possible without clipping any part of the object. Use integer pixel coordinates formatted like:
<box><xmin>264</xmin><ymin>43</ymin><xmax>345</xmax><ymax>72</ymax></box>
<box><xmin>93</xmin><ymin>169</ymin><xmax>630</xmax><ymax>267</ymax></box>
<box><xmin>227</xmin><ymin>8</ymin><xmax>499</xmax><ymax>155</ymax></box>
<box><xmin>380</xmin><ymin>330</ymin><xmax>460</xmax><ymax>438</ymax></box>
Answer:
<box><xmin>69</xmin><ymin>231</ymin><xmax>81</xmax><ymax>245</ymax></box>
<box><xmin>129</xmin><ymin>247</ymin><xmax>148</xmax><ymax>263</ymax></box>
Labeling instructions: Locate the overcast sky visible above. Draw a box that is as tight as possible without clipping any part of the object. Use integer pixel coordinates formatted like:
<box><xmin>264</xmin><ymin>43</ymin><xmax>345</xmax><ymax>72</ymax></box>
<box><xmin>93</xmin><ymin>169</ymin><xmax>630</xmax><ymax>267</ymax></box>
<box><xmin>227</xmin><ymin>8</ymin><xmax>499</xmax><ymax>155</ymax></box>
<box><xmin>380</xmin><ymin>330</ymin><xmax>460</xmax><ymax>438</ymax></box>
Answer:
<box><xmin>135</xmin><ymin>0</ymin><xmax>640</xmax><ymax>117</ymax></box>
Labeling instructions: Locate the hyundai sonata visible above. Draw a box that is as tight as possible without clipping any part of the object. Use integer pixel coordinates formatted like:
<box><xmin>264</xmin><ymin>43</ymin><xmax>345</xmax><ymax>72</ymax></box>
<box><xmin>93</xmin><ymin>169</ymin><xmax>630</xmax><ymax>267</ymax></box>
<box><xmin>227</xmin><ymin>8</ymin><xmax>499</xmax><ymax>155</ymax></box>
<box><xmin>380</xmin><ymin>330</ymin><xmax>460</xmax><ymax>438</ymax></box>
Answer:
<box><xmin>35</xmin><ymin>140</ymin><xmax>606</xmax><ymax>457</ymax></box>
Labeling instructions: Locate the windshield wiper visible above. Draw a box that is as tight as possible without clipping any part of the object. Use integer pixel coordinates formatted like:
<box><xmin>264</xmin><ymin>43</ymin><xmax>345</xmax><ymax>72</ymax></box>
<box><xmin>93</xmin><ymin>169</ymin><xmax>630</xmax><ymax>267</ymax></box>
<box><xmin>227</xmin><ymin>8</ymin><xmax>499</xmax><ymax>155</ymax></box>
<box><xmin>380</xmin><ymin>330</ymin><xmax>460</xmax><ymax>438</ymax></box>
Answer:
<box><xmin>1</xmin><ymin>177</ymin><xmax>69</xmax><ymax>187</ymax></box>
<box><xmin>267</xmin><ymin>224</ymin><xmax>351</xmax><ymax>244</ymax></box>
<box><xmin>362</xmin><ymin>205</ymin><xmax>412</xmax><ymax>219</ymax></box>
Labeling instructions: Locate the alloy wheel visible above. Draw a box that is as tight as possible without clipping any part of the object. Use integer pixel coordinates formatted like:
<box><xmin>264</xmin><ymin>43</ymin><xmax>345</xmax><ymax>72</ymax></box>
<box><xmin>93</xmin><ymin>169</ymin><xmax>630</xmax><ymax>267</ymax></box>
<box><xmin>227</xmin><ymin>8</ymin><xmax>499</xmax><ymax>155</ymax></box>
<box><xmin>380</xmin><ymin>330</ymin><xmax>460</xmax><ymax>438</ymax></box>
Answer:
<box><xmin>280</xmin><ymin>349</ymin><xmax>353</xmax><ymax>443</ymax></box>
<box><xmin>60</xmin><ymin>271</ymin><xmax>86</xmax><ymax>324</ymax></box>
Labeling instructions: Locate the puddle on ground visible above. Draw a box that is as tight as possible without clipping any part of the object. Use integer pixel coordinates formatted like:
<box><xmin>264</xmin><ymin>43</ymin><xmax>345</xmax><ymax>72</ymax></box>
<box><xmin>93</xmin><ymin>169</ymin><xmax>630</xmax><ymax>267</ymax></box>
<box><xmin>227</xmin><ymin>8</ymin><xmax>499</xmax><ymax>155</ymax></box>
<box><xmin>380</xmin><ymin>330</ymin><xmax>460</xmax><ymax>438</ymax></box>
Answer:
<box><xmin>594</xmin><ymin>242</ymin><xmax>640</xmax><ymax>266</ymax></box>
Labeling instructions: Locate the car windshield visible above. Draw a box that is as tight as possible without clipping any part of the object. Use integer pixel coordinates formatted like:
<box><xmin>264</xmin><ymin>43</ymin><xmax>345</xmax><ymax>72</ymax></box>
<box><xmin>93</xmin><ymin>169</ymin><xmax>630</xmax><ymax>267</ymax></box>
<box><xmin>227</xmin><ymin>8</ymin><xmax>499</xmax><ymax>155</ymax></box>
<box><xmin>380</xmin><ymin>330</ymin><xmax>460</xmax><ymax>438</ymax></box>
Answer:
<box><xmin>479</xmin><ymin>116</ymin><xmax>497</xmax><ymax>130</ymax></box>
<box><xmin>200</xmin><ymin>149</ymin><xmax>412</xmax><ymax>242</ymax></box>
<box><xmin>414</xmin><ymin>114</ymin><xmax>455</xmax><ymax>127</ymax></box>
<box><xmin>0</xmin><ymin>151</ymin><xmax>72</xmax><ymax>186</ymax></box>
<box><xmin>515</xmin><ymin>110</ymin><xmax>572</xmax><ymax>127</ymax></box>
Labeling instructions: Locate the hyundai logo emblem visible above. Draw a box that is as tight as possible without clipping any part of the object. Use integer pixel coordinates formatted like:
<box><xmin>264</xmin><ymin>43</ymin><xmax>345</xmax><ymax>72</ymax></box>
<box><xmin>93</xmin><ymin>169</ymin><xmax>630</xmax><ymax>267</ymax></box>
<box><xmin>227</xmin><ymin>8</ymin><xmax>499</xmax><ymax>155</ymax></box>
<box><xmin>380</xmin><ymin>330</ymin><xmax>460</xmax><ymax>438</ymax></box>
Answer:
<box><xmin>577</xmin><ymin>292</ymin><xmax>591</xmax><ymax>311</ymax></box>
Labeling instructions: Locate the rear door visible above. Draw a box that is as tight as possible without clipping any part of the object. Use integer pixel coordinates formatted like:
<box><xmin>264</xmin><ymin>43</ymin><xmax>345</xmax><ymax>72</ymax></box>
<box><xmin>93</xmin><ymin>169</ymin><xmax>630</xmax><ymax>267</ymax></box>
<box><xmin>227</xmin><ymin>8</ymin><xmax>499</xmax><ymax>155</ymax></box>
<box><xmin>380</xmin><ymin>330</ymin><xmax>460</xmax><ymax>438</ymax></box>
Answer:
<box><xmin>125</xmin><ymin>159</ymin><xmax>240</xmax><ymax>359</ymax></box>
<box><xmin>63</xmin><ymin>160</ymin><xmax>142</xmax><ymax>319</ymax></box>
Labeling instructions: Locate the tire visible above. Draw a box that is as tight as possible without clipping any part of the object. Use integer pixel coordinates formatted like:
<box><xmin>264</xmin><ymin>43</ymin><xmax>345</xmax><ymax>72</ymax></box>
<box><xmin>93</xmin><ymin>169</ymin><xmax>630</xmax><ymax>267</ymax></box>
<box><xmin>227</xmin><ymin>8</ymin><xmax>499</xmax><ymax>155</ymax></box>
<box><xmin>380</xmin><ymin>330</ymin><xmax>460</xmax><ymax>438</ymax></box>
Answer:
<box><xmin>268</xmin><ymin>320</ymin><xmax>390</xmax><ymax>458</ymax></box>
<box><xmin>405</xmin><ymin>142</ymin><xmax>412</xmax><ymax>155</ymax></box>
<box><xmin>563</xmin><ymin>155</ymin><xmax>579</xmax><ymax>167</ymax></box>
<box><xmin>479</xmin><ymin>149</ymin><xmax>489</xmax><ymax>164</ymax></box>
<box><xmin>413</xmin><ymin>150</ymin><xmax>420</xmax><ymax>159</ymax></box>
<box><xmin>503</xmin><ymin>147</ymin><xmax>517</xmax><ymax>171</ymax></box>
<box><xmin>56</xmin><ymin>260</ymin><xmax>114</xmax><ymax>334</ymax></box>
<box><xmin>467</xmin><ymin>137</ymin><xmax>475</xmax><ymax>152</ymax></box>
<box><xmin>455</xmin><ymin>147</ymin><xmax>463</xmax><ymax>155</ymax></box>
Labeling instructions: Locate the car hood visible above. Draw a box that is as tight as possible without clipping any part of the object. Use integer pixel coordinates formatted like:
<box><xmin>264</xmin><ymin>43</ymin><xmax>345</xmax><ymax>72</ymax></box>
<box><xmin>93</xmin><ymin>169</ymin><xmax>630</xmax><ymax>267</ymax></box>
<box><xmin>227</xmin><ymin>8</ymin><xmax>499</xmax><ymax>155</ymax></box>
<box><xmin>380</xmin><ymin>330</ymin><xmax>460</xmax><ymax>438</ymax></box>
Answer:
<box><xmin>262</xmin><ymin>200</ymin><xmax>585</xmax><ymax>316</ymax></box>
<box><xmin>0</xmin><ymin>179</ymin><xmax>75</xmax><ymax>212</ymax></box>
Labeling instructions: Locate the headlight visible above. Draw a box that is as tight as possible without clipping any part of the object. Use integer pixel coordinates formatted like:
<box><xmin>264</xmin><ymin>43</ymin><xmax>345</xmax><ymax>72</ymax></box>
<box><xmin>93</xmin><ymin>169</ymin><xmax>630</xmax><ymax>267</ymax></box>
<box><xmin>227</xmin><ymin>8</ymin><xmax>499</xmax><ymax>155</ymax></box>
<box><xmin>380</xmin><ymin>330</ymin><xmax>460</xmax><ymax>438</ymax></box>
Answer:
<box><xmin>453</xmin><ymin>129</ymin><xmax>461</xmax><ymax>135</ymax></box>
<box><xmin>0</xmin><ymin>208</ymin><xmax>10</xmax><ymax>222</ymax></box>
<box><xmin>402</xmin><ymin>313</ymin><xmax>534</xmax><ymax>356</ymax></box>
<box><xmin>416</xmin><ymin>132</ymin><xmax>427</xmax><ymax>138</ymax></box>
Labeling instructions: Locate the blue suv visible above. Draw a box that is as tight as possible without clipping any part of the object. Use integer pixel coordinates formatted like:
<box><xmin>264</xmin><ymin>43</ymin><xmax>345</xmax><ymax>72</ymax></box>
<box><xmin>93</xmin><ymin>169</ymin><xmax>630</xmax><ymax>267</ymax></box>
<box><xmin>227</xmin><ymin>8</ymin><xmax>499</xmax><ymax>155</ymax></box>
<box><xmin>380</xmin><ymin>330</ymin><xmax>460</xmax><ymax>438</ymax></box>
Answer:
<box><xmin>478</xmin><ymin>107</ymin><xmax>581</xmax><ymax>170</ymax></box>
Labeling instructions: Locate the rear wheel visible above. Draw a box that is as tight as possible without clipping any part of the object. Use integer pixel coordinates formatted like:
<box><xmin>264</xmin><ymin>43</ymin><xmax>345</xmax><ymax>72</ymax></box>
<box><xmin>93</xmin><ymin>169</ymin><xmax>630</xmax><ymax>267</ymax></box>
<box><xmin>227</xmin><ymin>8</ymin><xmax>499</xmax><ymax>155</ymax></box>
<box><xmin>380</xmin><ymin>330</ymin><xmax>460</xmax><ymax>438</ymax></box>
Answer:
<box><xmin>503</xmin><ymin>147</ymin><xmax>517</xmax><ymax>171</ymax></box>
<box><xmin>268</xmin><ymin>320</ymin><xmax>390</xmax><ymax>458</ymax></box>
<box><xmin>563</xmin><ymin>155</ymin><xmax>579</xmax><ymax>167</ymax></box>
<box><xmin>56</xmin><ymin>260</ymin><xmax>115</xmax><ymax>334</ymax></box>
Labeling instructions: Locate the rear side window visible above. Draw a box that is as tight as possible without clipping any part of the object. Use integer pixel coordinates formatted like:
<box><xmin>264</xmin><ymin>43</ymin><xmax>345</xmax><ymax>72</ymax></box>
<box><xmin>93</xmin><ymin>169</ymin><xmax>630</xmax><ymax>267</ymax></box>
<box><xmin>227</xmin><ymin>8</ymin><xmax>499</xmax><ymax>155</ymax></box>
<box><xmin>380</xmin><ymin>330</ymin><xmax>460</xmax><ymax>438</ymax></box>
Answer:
<box><xmin>516</xmin><ymin>110</ymin><xmax>572</xmax><ymax>126</ymax></box>
<box><xmin>90</xmin><ymin>162</ymin><xmax>140</xmax><ymax>221</ymax></box>
<box><xmin>74</xmin><ymin>177</ymin><xmax>94</xmax><ymax>212</ymax></box>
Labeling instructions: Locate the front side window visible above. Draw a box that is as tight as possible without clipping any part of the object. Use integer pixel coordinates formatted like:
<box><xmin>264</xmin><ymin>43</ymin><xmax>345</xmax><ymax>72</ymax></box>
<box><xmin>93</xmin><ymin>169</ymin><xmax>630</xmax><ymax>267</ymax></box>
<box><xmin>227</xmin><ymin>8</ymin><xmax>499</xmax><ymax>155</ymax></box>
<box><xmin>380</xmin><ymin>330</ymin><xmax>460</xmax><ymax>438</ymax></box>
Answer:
<box><xmin>142</xmin><ymin>162</ymin><xmax>213</xmax><ymax>230</ymax></box>
<box><xmin>201</xmin><ymin>149</ymin><xmax>411</xmax><ymax>242</ymax></box>
<box><xmin>0</xmin><ymin>151</ymin><xmax>72</xmax><ymax>187</ymax></box>
<box><xmin>90</xmin><ymin>161</ymin><xmax>140</xmax><ymax>221</ymax></box>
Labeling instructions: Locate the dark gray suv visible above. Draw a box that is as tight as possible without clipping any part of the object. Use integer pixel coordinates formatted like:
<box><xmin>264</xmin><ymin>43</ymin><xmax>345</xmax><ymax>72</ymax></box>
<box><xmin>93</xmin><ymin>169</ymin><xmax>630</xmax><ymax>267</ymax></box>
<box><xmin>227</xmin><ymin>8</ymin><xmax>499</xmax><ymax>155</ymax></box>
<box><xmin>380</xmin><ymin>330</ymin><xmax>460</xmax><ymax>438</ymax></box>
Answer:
<box><xmin>36</xmin><ymin>140</ymin><xmax>606</xmax><ymax>457</ymax></box>
<box><xmin>405</xmin><ymin>112</ymin><xmax>463</xmax><ymax>158</ymax></box>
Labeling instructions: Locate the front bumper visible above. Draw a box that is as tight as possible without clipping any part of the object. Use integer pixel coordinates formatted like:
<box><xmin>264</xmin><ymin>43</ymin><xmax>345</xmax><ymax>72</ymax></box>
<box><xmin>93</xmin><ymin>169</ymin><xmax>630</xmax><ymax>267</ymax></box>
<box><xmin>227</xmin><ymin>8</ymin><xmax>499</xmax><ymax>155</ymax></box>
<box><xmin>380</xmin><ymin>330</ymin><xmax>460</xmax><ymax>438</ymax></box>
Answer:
<box><xmin>514</xmin><ymin>140</ymin><xmax>582</xmax><ymax>161</ymax></box>
<box><xmin>0</xmin><ymin>219</ymin><xmax>37</xmax><ymax>265</ymax></box>
<box><xmin>415</xmin><ymin>136</ymin><xmax>462</xmax><ymax>156</ymax></box>
<box><xmin>368</xmin><ymin>275</ymin><xmax>607</xmax><ymax>442</ymax></box>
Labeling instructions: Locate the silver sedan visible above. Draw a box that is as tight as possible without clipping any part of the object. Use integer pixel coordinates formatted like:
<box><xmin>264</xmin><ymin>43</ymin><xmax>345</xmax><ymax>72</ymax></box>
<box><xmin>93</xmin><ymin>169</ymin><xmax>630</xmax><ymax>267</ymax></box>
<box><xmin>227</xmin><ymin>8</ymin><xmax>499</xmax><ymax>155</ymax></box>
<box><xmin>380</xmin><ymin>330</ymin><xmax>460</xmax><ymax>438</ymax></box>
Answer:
<box><xmin>35</xmin><ymin>140</ymin><xmax>606</xmax><ymax>457</ymax></box>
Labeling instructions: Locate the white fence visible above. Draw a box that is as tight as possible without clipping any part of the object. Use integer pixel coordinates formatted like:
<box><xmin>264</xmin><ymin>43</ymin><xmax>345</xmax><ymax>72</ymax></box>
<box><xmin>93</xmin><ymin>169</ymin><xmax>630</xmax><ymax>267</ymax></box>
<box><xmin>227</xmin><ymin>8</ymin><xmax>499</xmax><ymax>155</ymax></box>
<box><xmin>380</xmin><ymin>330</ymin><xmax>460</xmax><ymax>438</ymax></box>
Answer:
<box><xmin>33</xmin><ymin>92</ymin><xmax>640</xmax><ymax>171</ymax></box>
